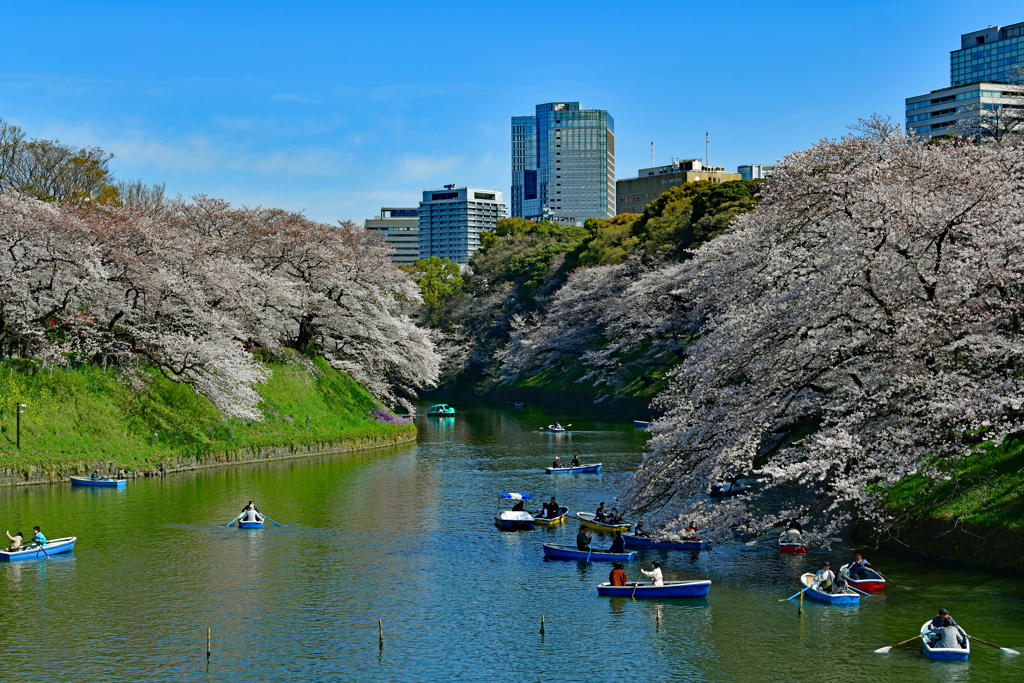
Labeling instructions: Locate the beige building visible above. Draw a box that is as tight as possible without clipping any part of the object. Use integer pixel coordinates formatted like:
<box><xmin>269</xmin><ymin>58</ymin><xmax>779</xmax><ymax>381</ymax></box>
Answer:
<box><xmin>365</xmin><ymin>207</ymin><xmax>420</xmax><ymax>265</ymax></box>
<box><xmin>616</xmin><ymin>159</ymin><xmax>741</xmax><ymax>215</ymax></box>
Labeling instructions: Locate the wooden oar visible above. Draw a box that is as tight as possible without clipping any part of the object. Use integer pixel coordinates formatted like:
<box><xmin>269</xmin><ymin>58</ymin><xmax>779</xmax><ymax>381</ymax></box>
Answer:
<box><xmin>631</xmin><ymin>573</ymin><xmax>642</xmax><ymax>599</ymax></box>
<box><xmin>875</xmin><ymin>634</ymin><xmax>922</xmax><ymax>653</ymax></box>
<box><xmin>966</xmin><ymin>634</ymin><xmax>1021</xmax><ymax>655</ymax></box>
<box><xmin>873</xmin><ymin>568</ymin><xmax>900</xmax><ymax>588</ymax></box>
<box><xmin>258</xmin><ymin>515</ymin><xmax>282</xmax><ymax>527</ymax></box>
<box><xmin>782</xmin><ymin>582</ymin><xmax>816</xmax><ymax>601</ymax></box>
<box><xmin>224</xmin><ymin>514</ymin><xmax>243</xmax><ymax>527</ymax></box>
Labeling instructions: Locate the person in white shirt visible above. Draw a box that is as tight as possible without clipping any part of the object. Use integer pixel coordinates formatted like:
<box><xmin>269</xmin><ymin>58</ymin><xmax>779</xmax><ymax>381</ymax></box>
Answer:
<box><xmin>240</xmin><ymin>501</ymin><xmax>263</xmax><ymax>523</ymax></box>
<box><xmin>641</xmin><ymin>560</ymin><xmax>664</xmax><ymax>586</ymax></box>
<box><xmin>814</xmin><ymin>562</ymin><xmax>835</xmax><ymax>593</ymax></box>
<box><xmin>782</xmin><ymin>521</ymin><xmax>805</xmax><ymax>546</ymax></box>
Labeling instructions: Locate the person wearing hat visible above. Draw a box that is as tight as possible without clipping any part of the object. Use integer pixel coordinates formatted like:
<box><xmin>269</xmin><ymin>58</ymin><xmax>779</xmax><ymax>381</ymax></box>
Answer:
<box><xmin>609</xmin><ymin>561</ymin><xmax>628</xmax><ymax>586</ymax></box>
<box><xmin>929</xmin><ymin>608</ymin><xmax>958</xmax><ymax>630</ymax></box>
<box><xmin>814</xmin><ymin>562</ymin><xmax>835</xmax><ymax>593</ymax></box>
<box><xmin>576</xmin><ymin>525</ymin><xmax>592</xmax><ymax>552</ymax></box>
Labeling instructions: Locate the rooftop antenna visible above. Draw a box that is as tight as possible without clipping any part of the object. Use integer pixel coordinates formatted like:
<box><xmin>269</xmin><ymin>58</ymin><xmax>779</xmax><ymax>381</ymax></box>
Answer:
<box><xmin>705</xmin><ymin>133</ymin><xmax>709</xmax><ymax>168</ymax></box>
<box><xmin>651</xmin><ymin>141</ymin><xmax>653</xmax><ymax>169</ymax></box>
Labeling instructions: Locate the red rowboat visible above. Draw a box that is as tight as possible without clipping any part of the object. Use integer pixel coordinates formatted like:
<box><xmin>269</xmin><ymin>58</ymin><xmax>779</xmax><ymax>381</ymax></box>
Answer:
<box><xmin>779</xmin><ymin>535</ymin><xmax>807</xmax><ymax>553</ymax></box>
<box><xmin>840</xmin><ymin>565</ymin><xmax>885</xmax><ymax>591</ymax></box>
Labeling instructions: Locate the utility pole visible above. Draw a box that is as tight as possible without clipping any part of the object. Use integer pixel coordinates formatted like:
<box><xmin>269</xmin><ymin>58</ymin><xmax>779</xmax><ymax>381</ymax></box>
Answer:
<box><xmin>16</xmin><ymin>402</ymin><xmax>25</xmax><ymax>449</ymax></box>
<box><xmin>651</xmin><ymin>141</ymin><xmax>653</xmax><ymax>169</ymax></box>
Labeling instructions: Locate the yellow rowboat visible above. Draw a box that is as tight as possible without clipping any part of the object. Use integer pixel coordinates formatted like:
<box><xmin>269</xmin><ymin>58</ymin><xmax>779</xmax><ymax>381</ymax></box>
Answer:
<box><xmin>533</xmin><ymin>506</ymin><xmax>569</xmax><ymax>525</ymax></box>
<box><xmin>576</xmin><ymin>511</ymin><xmax>631</xmax><ymax>533</ymax></box>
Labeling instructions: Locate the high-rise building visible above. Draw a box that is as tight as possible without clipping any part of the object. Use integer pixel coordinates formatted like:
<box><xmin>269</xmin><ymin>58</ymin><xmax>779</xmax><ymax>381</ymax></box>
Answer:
<box><xmin>417</xmin><ymin>185</ymin><xmax>506</xmax><ymax>264</ymax></box>
<box><xmin>616</xmin><ymin>160</ymin><xmax>741</xmax><ymax>216</ymax></box>
<box><xmin>906</xmin><ymin>22</ymin><xmax>1024</xmax><ymax>139</ymax></box>
<box><xmin>738</xmin><ymin>164</ymin><xmax>776</xmax><ymax>180</ymax></box>
<box><xmin>512</xmin><ymin>102</ymin><xmax>614</xmax><ymax>226</ymax></box>
<box><xmin>365</xmin><ymin>208</ymin><xmax>420</xmax><ymax>265</ymax></box>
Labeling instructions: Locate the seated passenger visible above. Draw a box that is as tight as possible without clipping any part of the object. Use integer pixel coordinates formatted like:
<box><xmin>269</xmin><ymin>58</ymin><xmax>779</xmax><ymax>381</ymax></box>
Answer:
<box><xmin>609</xmin><ymin>561</ymin><xmax>628</xmax><ymax>586</ymax></box>
<box><xmin>782</xmin><ymin>522</ymin><xmax>805</xmax><ymax>546</ymax></box>
<box><xmin>634</xmin><ymin>517</ymin><xmax>647</xmax><ymax>537</ymax></box>
<box><xmin>6</xmin><ymin>530</ymin><xmax>22</xmax><ymax>551</ymax></box>
<box><xmin>552</xmin><ymin>456</ymin><xmax>561</xmax><ymax>469</ymax></box>
<box><xmin>570</xmin><ymin>455</ymin><xmax>581</xmax><ymax>467</ymax></box>
<box><xmin>609</xmin><ymin>531</ymin><xmax>625</xmax><ymax>554</ymax></box>
<box><xmin>547</xmin><ymin>497</ymin><xmax>560</xmax><ymax>518</ymax></box>
<box><xmin>929</xmin><ymin>609</ymin><xmax>958</xmax><ymax>630</ymax></box>
<box><xmin>511</xmin><ymin>500</ymin><xmax>525</xmax><ymax>512</ymax></box>
<box><xmin>594</xmin><ymin>502</ymin><xmax>608</xmax><ymax>522</ymax></box>
<box><xmin>932</xmin><ymin>617</ymin><xmax>968</xmax><ymax>649</ymax></box>
<box><xmin>814</xmin><ymin>562</ymin><xmax>834</xmax><ymax>593</ymax></box>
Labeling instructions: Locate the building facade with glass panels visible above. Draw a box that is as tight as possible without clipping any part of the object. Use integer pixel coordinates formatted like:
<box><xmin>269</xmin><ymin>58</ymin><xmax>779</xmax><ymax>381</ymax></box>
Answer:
<box><xmin>738</xmin><ymin>164</ymin><xmax>776</xmax><ymax>180</ymax></box>
<box><xmin>907</xmin><ymin>22</ymin><xmax>1024</xmax><ymax>139</ymax></box>
<box><xmin>417</xmin><ymin>185</ymin><xmax>506</xmax><ymax>264</ymax></box>
<box><xmin>511</xmin><ymin>102</ymin><xmax>614</xmax><ymax>226</ymax></box>
<box><xmin>365</xmin><ymin>208</ymin><xmax>420</xmax><ymax>265</ymax></box>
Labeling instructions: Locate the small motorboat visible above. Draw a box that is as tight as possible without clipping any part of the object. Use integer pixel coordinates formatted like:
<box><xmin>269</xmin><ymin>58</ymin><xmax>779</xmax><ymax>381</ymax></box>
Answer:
<box><xmin>921</xmin><ymin>620</ymin><xmax>970</xmax><ymax>660</ymax></box>
<box><xmin>780</xmin><ymin>535</ymin><xmax>807</xmax><ymax>553</ymax></box>
<box><xmin>548</xmin><ymin>424</ymin><xmax>566</xmax><ymax>433</ymax></box>
<box><xmin>542</xmin><ymin>543</ymin><xmax>637</xmax><ymax>562</ymax></box>
<box><xmin>576</xmin><ymin>511</ymin><xmax>631</xmax><ymax>533</ymax></box>
<box><xmin>533</xmin><ymin>506</ymin><xmax>569</xmax><ymax>525</ymax></box>
<box><xmin>799</xmin><ymin>573</ymin><xmax>859</xmax><ymax>604</ymax></box>
<box><xmin>495</xmin><ymin>493</ymin><xmax>535</xmax><ymax>530</ymax></box>
<box><xmin>622</xmin><ymin>534</ymin><xmax>708</xmax><ymax>551</ymax></box>
<box><xmin>597</xmin><ymin>580</ymin><xmax>711</xmax><ymax>598</ymax></box>
<box><xmin>71</xmin><ymin>476</ymin><xmax>126</xmax><ymax>489</ymax></box>
<box><xmin>0</xmin><ymin>537</ymin><xmax>77</xmax><ymax>562</ymax></box>
<box><xmin>427</xmin><ymin>404</ymin><xmax>455</xmax><ymax>416</ymax></box>
<box><xmin>840</xmin><ymin>565</ymin><xmax>886</xmax><ymax>592</ymax></box>
<box><xmin>545</xmin><ymin>463</ymin><xmax>601</xmax><ymax>474</ymax></box>
<box><xmin>633</xmin><ymin>420</ymin><xmax>651</xmax><ymax>428</ymax></box>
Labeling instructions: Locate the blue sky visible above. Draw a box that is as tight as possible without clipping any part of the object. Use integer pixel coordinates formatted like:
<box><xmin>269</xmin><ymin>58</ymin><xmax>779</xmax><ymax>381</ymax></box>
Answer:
<box><xmin>0</xmin><ymin>2</ymin><xmax>1019</xmax><ymax>224</ymax></box>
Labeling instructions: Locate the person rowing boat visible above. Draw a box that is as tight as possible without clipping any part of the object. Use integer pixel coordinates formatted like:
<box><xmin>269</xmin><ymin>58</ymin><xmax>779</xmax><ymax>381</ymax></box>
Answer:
<box><xmin>929</xmin><ymin>608</ymin><xmax>958</xmax><ymax>629</ymax></box>
<box><xmin>576</xmin><ymin>525</ymin><xmax>593</xmax><ymax>551</ymax></box>
<box><xmin>844</xmin><ymin>553</ymin><xmax>874</xmax><ymax>580</ymax></box>
<box><xmin>594</xmin><ymin>502</ymin><xmax>608</xmax><ymax>522</ymax></box>
<box><xmin>547</xmin><ymin>496</ymin><xmax>560</xmax><ymax>518</ymax></box>
<box><xmin>814</xmin><ymin>562</ymin><xmax>835</xmax><ymax>592</ymax></box>
<box><xmin>781</xmin><ymin>521</ymin><xmax>805</xmax><ymax>546</ymax></box>
<box><xmin>570</xmin><ymin>454</ymin><xmax>581</xmax><ymax>467</ymax></box>
<box><xmin>240</xmin><ymin>501</ymin><xmax>264</xmax><ymax>524</ymax></box>
<box><xmin>640</xmin><ymin>560</ymin><xmax>663</xmax><ymax>586</ymax></box>
<box><xmin>927</xmin><ymin>615</ymin><xmax>967</xmax><ymax>649</ymax></box>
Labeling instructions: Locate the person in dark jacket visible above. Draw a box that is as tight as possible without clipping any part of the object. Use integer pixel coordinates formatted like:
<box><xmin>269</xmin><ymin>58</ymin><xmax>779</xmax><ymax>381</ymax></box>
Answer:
<box><xmin>609</xmin><ymin>531</ymin><xmax>625</xmax><ymax>553</ymax></box>
<box><xmin>929</xmin><ymin>609</ymin><xmax>958</xmax><ymax>630</ymax></box>
<box><xmin>576</xmin><ymin>525</ymin><xmax>592</xmax><ymax>551</ymax></box>
<box><xmin>931</xmin><ymin>616</ymin><xmax>967</xmax><ymax>649</ymax></box>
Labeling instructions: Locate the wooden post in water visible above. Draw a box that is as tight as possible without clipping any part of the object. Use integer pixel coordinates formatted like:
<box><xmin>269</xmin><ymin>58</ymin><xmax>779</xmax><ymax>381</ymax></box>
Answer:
<box><xmin>540</xmin><ymin>615</ymin><xmax>545</xmax><ymax>635</ymax></box>
<box><xmin>378</xmin><ymin>619</ymin><xmax>383</xmax><ymax>649</ymax></box>
<box><xmin>798</xmin><ymin>589</ymin><xmax>804</xmax><ymax>616</ymax></box>
<box><xmin>207</xmin><ymin>628</ymin><xmax>211</xmax><ymax>659</ymax></box>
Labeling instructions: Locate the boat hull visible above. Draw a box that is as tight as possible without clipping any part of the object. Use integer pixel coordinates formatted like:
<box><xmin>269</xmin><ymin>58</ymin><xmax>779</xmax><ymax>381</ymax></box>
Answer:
<box><xmin>622</xmin><ymin>534</ymin><xmax>708</xmax><ymax>551</ymax></box>
<box><xmin>542</xmin><ymin>543</ymin><xmax>637</xmax><ymax>562</ymax></box>
<box><xmin>548</xmin><ymin>425</ymin><xmax>566</xmax><ymax>433</ymax></box>
<box><xmin>0</xmin><ymin>537</ymin><xmax>76</xmax><ymax>562</ymax></box>
<box><xmin>841</xmin><ymin>566</ymin><xmax>885</xmax><ymax>591</ymax></box>
<box><xmin>780</xmin><ymin>543</ymin><xmax>807</xmax><ymax>553</ymax></box>
<box><xmin>495</xmin><ymin>511</ymin><xmax>535</xmax><ymax>530</ymax></box>
<box><xmin>921</xmin><ymin>621</ymin><xmax>970</xmax><ymax>660</ymax></box>
<box><xmin>597</xmin><ymin>580</ymin><xmax>711</xmax><ymax>598</ymax></box>
<box><xmin>576</xmin><ymin>512</ymin><xmax>631</xmax><ymax>533</ymax></box>
<box><xmin>70</xmin><ymin>476</ymin><xmax>126</xmax><ymax>488</ymax></box>
<box><xmin>533</xmin><ymin>507</ymin><xmax>569</xmax><ymax>526</ymax></box>
<box><xmin>546</xmin><ymin>464</ymin><xmax>601</xmax><ymax>474</ymax></box>
<box><xmin>799</xmin><ymin>573</ymin><xmax>859</xmax><ymax>604</ymax></box>
<box><xmin>239</xmin><ymin>521</ymin><xmax>264</xmax><ymax>529</ymax></box>
<box><xmin>633</xmin><ymin>421</ymin><xmax>651</xmax><ymax>428</ymax></box>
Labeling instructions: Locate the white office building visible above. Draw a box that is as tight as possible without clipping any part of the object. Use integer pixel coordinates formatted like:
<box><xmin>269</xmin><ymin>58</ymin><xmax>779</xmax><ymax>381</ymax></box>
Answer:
<box><xmin>418</xmin><ymin>185</ymin><xmax>506</xmax><ymax>264</ymax></box>
<box><xmin>738</xmin><ymin>164</ymin><xmax>776</xmax><ymax>180</ymax></box>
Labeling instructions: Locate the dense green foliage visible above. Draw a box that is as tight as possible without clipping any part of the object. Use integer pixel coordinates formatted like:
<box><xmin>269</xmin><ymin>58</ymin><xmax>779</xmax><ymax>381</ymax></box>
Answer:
<box><xmin>403</xmin><ymin>256</ymin><xmax>464</xmax><ymax>307</ymax></box>
<box><xmin>472</xmin><ymin>218</ymin><xmax>590</xmax><ymax>296</ymax></box>
<box><xmin>0</xmin><ymin>356</ymin><xmax>414</xmax><ymax>476</ymax></box>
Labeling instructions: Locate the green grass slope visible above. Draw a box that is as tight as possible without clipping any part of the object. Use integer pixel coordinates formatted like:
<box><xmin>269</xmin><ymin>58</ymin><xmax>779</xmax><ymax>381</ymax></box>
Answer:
<box><xmin>0</xmin><ymin>356</ymin><xmax>414</xmax><ymax>478</ymax></box>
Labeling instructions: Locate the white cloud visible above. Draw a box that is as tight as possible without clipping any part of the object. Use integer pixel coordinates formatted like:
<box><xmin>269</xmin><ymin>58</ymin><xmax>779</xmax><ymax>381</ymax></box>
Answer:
<box><xmin>401</xmin><ymin>154</ymin><xmax>461</xmax><ymax>180</ymax></box>
<box><xmin>106</xmin><ymin>131</ymin><xmax>219</xmax><ymax>172</ymax></box>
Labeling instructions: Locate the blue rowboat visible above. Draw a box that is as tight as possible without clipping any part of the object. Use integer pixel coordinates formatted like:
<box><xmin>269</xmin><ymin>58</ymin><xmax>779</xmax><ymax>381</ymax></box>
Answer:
<box><xmin>921</xmin><ymin>620</ymin><xmax>970</xmax><ymax>660</ymax></box>
<box><xmin>548</xmin><ymin>425</ymin><xmax>566</xmax><ymax>433</ymax></box>
<box><xmin>71</xmin><ymin>476</ymin><xmax>126</xmax><ymax>489</ymax></box>
<box><xmin>622</xmin><ymin>534</ymin><xmax>708</xmax><ymax>551</ymax></box>
<box><xmin>427</xmin><ymin>404</ymin><xmax>455</xmax><ymax>416</ymax></box>
<box><xmin>799</xmin><ymin>573</ymin><xmax>859</xmax><ymax>605</ymax></box>
<box><xmin>546</xmin><ymin>463</ymin><xmax>601</xmax><ymax>474</ymax></box>
<box><xmin>0</xmin><ymin>537</ymin><xmax>76</xmax><ymax>562</ymax></box>
<box><xmin>514</xmin><ymin>402</ymin><xmax>524</xmax><ymax>408</ymax></box>
<box><xmin>633</xmin><ymin>420</ymin><xmax>651</xmax><ymax>428</ymax></box>
<box><xmin>542</xmin><ymin>543</ymin><xmax>637</xmax><ymax>562</ymax></box>
<box><xmin>239</xmin><ymin>520</ymin><xmax>264</xmax><ymax>529</ymax></box>
<box><xmin>597</xmin><ymin>580</ymin><xmax>711</xmax><ymax>598</ymax></box>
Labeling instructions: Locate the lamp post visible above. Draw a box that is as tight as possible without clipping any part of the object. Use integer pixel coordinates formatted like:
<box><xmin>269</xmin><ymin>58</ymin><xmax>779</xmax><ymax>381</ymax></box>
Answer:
<box><xmin>15</xmin><ymin>403</ymin><xmax>26</xmax><ymax>449</ymax></box>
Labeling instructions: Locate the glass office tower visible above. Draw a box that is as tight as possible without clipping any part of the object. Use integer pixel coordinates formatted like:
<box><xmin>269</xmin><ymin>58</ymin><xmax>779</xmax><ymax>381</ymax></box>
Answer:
<box><xmin>951</xmin><ymin>23</ymin><xmax>1024</xmax><ymax>86</ymax></box>
<box><xmin>511</xmin><ymin>102</ymin><xmax>614</xmax><ymax>225</ymax></box>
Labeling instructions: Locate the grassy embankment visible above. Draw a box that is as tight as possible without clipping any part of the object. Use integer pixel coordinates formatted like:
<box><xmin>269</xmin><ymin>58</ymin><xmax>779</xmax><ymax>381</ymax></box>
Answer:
<box><xmin>880</xmin><ymin>436</ymin><xmax>1024</xmax><ymax>531</ymax></box>
<box><xmin>0</xmin><ymin>355</ymin><xmax>414</xmax><ymax>479</ymax></box>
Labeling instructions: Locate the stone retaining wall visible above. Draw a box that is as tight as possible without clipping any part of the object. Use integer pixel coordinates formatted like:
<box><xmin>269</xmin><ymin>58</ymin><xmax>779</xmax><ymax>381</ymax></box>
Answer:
<box><xmin>0</xmin><ymin>431</ymin><xmax>418</xmax><ymax>487</ymax></box>
<box><xmin>856</xmin><ymin>518</ymin><xmax>1024</xmax><ymax>572</ymax></box>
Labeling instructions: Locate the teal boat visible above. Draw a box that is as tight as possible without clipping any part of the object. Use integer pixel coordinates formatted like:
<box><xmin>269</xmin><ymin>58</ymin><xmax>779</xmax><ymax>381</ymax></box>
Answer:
<box><xmin>427</xmin><ymin>404</ymin><xmax>455</xmax><ymax>416</ymax></box>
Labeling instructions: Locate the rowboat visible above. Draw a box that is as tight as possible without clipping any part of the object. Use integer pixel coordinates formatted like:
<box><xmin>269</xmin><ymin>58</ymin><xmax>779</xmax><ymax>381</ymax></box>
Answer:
<box><xmin>780</xmin><ymin>535</ymin><xmax>807</xmax><ymax>553</ymax></box>
<box><xmin>495</xmin><ymin>492</ymin><xmax>535</xmax><ymax>530</ymax></box>
<box><xmin>546</xmin><ymin>463</ymin><xmax>601</xmax><ymax>474</ymax></box>
<box><xmin>622</xmin><ymin>534</ymin><xmax>708</xmax><ymax>551</ymax></box>
<box><xmin>427</xmin><ymin>404</ymin><xmax>455</xmax><ymax>416</ymax></box>
<box><xmin>710</xmin><ymin>480</ymin><xmax>750</xmax><ymax>498</ymax></box>
<box><xmin>921</xmin><ymin>620</ymin><xmax>970</xmax><ymax>660</ymax></box>
<box><xmin>71</xmin><ymin>476</ymin><xmax>126</xmax><ymax>489</ymax></box>
<box><xmin>840</xmin><ymin>565</ymin><xmax>886</xmax><ymax>592</ymax></box>
<box><xmin>542</xmin><ymin>543</ymin><xmax>637</xmax><ymax>562</ymax></box>
<box><xmin>799</xmin><ymin>573</ymin><xmax>859</xmax><ymax>604</ymax></box>
<box><xmin>514</xmin><ymin>402</ymin><xmax>524</xmax><ymax>408</ymax></box>
<box><xmin>576</xmin><ymin>511</ymin><xmax>631</xmax><ymax>533</ymax></box>
<box><xmin>0</xmin><ymin>537</ymin><xmax>76</xmax><ymax>562</ymax></box>
<box><xmin>633</xmin><ymin>420</ymin><xmax>651</xmax><ymax>428</ymax></box>
<box><xmin>597</xmin><ymin>580</ymin><xmax>711</xmax><ymax>598</ymax></box>
<box><xmin>548</xmin><ymin>425</ymin><xmax>566</xmax><ymax>433</ymax></box>
<box><xmin>533</xmin><ymin>506</ymin><xmax>569</xmax><ymax>525</ymax></box>
<box><xmin>239</xmin><ymin>520</ymin><xmax>264</xmax><ymax>529</ymax></box>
